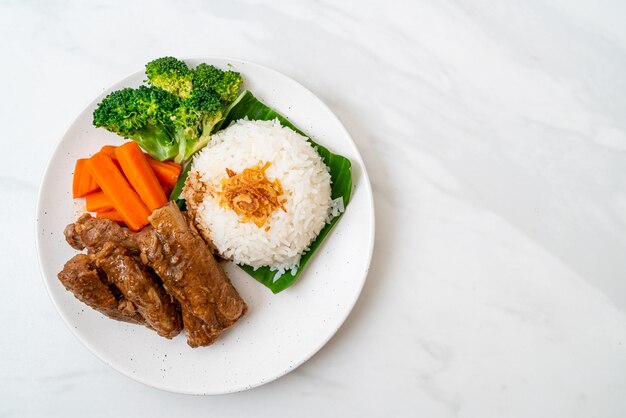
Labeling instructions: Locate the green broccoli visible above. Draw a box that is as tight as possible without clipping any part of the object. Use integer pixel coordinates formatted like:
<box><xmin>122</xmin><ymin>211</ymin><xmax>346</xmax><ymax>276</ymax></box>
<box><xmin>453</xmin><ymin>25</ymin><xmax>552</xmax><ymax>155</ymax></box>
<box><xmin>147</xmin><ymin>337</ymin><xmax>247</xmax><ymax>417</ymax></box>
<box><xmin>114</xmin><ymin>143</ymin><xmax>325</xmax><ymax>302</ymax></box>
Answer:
<box><xmin>93</xmin><ymin>86</ymin><xmax>179</xmax><ymax>161</ymax></box>
<box><xmin>193</xmin><ymin>63</ymin><xmax>243</xmax><ymax>103</ymax></box>
<box><xmin>145</xmin><ymin>56</ymin><xmax>193</xmax><ymax>99</ymax></box>
<box><xmin>94</xmin><ymin>58</ymin><xmax>246</xmax><ymax>163</ymax></box>
<box><xmin>170</xmin><ymin>89</ymin><xmax>223</xmax><ymax>163</ymax></box>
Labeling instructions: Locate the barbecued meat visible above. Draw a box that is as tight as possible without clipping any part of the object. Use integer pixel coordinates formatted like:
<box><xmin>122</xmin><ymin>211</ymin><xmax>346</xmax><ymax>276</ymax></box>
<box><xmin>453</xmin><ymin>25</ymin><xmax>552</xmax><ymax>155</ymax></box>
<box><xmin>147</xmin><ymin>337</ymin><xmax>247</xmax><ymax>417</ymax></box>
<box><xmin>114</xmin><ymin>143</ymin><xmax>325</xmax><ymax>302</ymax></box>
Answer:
<box><xmin>57</xmin><ymin>254</ymin><xmax>144</xmax><ymax>324</ymax></box>
<box><xmin>92</xmin><ymin>242</ymin><xmax>182</xmax><ymax>339</ymax></box>
<box><xmin>66</xmin><ymin>213</ymin><xmax>140</xmax><ymax>253</ymax></box>
<box><xmin>63</xmin><ymin>222</ymin><xmax>85</xmax><ymax>251</ymax></box>
<box><xmin>142</xmin><ymin>203</ymin><xmax>247</xmax><ymax>335</ymax></box>
<box><xmin>181</xmin><ymin>310</ymin><xmax>220</xmax><ymax>348</ymax></box>
<box><xmin>62</xmin><ymin>208</ymin><xmax>247</xmax><ymax>347</ymax></box>
<box><xmin>68</xmin><ymin>216</ymin><xmax>219</xmax><ymax>345</ymax></box>
<box><xmin>118</xmin><ymin>298</ymin><xmax>141</xmax><ymax>318</ymax></box>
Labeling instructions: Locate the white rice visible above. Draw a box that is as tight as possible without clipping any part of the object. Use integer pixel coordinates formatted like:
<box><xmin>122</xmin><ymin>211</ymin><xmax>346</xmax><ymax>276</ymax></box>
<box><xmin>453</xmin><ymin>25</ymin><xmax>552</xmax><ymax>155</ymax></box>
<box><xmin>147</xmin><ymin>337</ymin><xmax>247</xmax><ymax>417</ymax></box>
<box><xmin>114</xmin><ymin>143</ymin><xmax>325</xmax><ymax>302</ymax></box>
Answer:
<box><xmin>183</xmin><ymin>119</ymin><xmax>334</xmax><ymax>275</ymax></box>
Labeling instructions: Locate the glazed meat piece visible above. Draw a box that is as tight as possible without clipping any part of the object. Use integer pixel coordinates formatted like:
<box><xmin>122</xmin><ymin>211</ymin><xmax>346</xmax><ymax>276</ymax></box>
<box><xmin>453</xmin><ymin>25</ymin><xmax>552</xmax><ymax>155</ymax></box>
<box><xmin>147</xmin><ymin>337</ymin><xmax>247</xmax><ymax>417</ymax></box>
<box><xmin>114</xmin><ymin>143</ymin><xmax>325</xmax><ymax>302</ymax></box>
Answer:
<box><xmin>92</xmin><ymin>242</ymin><xmax>183</xmax><ymax>339</ymax></box>
<box><xmin>65</xmin><ymin>215</ymin><xmax>217</xmax><ymax>345</ymax></box>
<box><xmin>65</xmin><ymin>214</ymin><xmax>139</xmax><ymax>253</ymax></box>
<box><xmin>63</xmin><ymin>207</ymin><xmax>247</xmax><ymax>346</ymax></box>
<box><xmin>181</xmin><ymin>310</ymin><xmax>219</xmax><ymax>348</ymax></box>
<box><xmin>57</xmin><ymin>254</ymin><xmax>144</xmax><ymax>324</ymax></box>
<box><xmin>140</xmin><ymin>202</ymin><xmax>247</xmax><ymax>338</ymax></box>
<box><xmin>63</xmin><ymin>222</ymin><xmax>85</xmax><ymax>251</ymax></box>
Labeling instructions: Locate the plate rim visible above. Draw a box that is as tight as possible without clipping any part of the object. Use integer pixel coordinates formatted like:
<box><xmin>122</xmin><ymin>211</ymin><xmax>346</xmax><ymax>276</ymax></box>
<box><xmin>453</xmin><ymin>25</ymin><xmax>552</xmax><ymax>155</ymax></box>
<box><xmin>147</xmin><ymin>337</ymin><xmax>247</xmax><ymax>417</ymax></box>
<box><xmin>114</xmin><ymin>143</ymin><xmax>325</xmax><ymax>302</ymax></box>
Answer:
<box><xmin>35</xmin><ymin>56</ymin><xmax>376</xmax><ymax>395</ymax></box>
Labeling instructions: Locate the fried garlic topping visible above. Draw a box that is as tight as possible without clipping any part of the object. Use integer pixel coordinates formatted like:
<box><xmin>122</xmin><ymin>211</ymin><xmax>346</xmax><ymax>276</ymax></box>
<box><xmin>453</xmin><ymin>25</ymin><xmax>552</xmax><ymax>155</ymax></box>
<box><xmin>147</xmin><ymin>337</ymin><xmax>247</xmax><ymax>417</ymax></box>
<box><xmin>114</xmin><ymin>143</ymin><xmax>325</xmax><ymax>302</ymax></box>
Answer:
<box><xmin>218</xmin><ymin>161</ymin><xmax>286</xmax><ymax>227</ymax></box>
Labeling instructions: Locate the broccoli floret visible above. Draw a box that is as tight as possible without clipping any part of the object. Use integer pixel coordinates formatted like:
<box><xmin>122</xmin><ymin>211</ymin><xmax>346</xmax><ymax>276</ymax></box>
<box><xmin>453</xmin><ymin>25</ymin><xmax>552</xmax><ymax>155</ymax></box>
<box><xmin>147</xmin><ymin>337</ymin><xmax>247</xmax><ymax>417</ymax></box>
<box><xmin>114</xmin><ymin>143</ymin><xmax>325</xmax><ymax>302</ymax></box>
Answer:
<box><xmin>193</xmin><ymin>63</ymin><xmax>243</xmax><ymax>103</ymax></box>
<box><xmin>94</xmin><ymin>58</ymin><xmax>246</xmax><ymax>163</ymax></box>
<box><xmin>145</xmin><ymin>57</ymin><xmax>193</xmax><ymax>99</ymax></box>
<box><xmin>93</xmin><ymin>86</ymin><xmax>179</xmax><ymax>161</ymax></box>
<box><xmin>170</xmin><ymin>89</ymin><xmax>223</xmax><ymax>163</ymax></box>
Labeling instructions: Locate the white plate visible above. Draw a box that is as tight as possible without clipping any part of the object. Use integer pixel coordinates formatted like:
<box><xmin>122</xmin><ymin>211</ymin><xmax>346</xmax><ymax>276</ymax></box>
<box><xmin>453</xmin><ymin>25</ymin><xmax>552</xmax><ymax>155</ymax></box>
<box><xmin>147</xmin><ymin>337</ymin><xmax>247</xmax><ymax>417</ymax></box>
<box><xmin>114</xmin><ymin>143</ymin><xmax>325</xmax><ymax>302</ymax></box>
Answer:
<box><xmin>35</xmin><ymin>57</ymin><xmax>375</xmax><ymax>394</ymax></box>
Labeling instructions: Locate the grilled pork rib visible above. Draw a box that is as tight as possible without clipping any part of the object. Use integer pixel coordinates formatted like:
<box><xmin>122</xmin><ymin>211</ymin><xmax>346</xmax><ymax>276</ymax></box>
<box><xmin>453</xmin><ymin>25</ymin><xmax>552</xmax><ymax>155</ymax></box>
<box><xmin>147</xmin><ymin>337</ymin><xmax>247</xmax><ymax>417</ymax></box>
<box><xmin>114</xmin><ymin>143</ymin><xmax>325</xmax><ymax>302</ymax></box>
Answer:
<box><xmin>92</xmin><ymin>242</ymin><xmax>182</xmax><ymax>339</ymax></box>
<box><xmin>142</xmin><ymin>203</ymin><xmax>247</xmax><ymax>332</ymax></box>
<box><xmin>57</xmin><ymin>254</ymin><xmax>145</xmax><ymax>325</ymax></box>
<box><xmin>62</xmin><ymin>206</ymin><xmax>247</xmax><ymax>347</ymax></box>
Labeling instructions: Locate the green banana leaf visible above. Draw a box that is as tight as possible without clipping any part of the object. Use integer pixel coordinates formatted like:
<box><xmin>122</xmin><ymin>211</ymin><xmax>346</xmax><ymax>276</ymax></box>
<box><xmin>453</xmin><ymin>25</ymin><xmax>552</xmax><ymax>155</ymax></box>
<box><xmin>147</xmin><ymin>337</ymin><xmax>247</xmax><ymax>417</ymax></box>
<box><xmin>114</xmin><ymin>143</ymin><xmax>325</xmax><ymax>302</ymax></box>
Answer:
<box><xmin>172</xmin><ymin>90</ymin><xmax>352</xmax><ymax>293</ymax></box>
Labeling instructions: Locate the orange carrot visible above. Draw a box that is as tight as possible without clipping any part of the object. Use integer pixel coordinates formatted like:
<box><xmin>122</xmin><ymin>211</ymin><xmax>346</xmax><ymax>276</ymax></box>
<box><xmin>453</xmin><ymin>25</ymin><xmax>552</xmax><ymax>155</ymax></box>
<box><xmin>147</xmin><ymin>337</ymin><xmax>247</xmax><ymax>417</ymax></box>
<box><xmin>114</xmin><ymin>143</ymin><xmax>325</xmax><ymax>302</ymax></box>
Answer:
<box><xmin>101</xmin><ymin>144</ymin><xmax>181</xmax><ymax>190</ymax></box>
<box><xmin>99</xmin><ymin>145</ymin><xmax>123</xmax><ymax>170</ymax></box>
<box><xmin>147</xmin><ymin>158</ymin><xmax>182</xmax><ymax>190</ymax></box>
<box><xmin>162</xmin><ymin>160</ymin><xmax>181</xmax><ymax>169</ymax></box>
<box><xmin>115</xmin><ymin>142</ymin><xmax>168</xmax><ymax>212</ymax></box>
<box><xmin>96</xmin><ymin>209</ymin><xmax>125</xmax><ymax>225</ymax></box>
<box><xmin>86</xmin><ymin>152</ymin><xmax>150</xmax><ymax>231</ymax></box>
<box><xmin>72</xmin><ymin>159</ymin><xmax>100</xmax><ymax>198</ymax></box>
<box><xmin>100</xmin><ymin>145</ymin><xmax>118</xmax><ymax>159</ymax></box>
<box><xmin>85</xmin><ymin>190</ymin><xmax>114</xmax><ymax>212</ymax></box>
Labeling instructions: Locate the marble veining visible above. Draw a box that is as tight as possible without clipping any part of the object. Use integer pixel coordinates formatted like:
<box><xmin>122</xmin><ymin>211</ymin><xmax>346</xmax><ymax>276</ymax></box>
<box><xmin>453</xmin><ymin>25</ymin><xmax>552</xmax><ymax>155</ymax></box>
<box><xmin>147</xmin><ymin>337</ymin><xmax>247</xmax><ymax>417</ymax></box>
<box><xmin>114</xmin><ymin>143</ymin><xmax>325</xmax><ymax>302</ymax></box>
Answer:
<box><xmin>2</xmin><ymin>0</ymin><xmax>626</xmax><ymax>417</ymax></box>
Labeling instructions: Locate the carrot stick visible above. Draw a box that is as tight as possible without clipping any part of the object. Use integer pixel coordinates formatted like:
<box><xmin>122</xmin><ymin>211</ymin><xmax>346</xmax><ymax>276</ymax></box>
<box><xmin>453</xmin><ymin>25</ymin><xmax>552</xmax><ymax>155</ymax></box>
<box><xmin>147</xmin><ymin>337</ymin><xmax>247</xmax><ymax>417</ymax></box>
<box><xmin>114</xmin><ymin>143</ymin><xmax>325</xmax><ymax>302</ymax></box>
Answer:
<box><xmin>86</xmin><ymin>152</ymin><xmax>150</xmax><ymax>231</ymax></box>
<box><xmin>115</xmin><ymin>142</ymin><xmax>167</xmax><ymax>212</ymax></box>
<box><xmin>85</xmin><ymin>191</ymin><xmax>114</xmax><ymax>212</ymax></box>
<box><xmin>100</xmin><ymin>145</ymin><xmax>118</xmax><ymax>159</ymax></box>
<box><xmin>96</xmin><ymin>209</ymin><xmax>125</xmax><ymax>225</ymax></box>
<box><xmin>99</xmin><ymin>145</ymin><xmax>123</xmax><ymax>170</ymax></box>
<box><xmin>72</xmin><ymin>159</ymin><xmax>100</xmax><ymax>198</ymax></box>
<box><xmin>147</xmin><ymin>158</ymin><xmax>182</xmax><ymax>190</ymax></box>
<box><xmin>99</xmin><ymin>144</ymin><xmax>181</xmax><ymax>190</ymax></box>
<box><xmin>162</xmin><ymin>160</ymin><xmax>181</xmax><ymax>169</ymax></box>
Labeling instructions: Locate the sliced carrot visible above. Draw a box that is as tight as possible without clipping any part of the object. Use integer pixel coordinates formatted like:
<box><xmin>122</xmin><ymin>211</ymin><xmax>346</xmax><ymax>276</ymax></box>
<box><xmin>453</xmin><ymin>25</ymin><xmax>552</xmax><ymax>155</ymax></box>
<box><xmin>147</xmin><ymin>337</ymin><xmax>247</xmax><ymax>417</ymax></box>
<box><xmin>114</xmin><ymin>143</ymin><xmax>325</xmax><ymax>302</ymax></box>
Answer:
<box><xmin>100</xmin><ymin>145</ymin><xmax>118</xmax><ymax>159</ymax></box>
<box><xmin>146</xmin><ymin>158</ymin><xmax>182</xmax><ymax>190</ymax></box>
<box><xmin>115</xmin><ymin>142</ymin><xmax>168</xmax><ymax>212</ymax></box>
<box><xmin>86</xmin><ymin>152</ymin><xmax>150</xmax><ymax>231</ymax></box>
<box><xmin>162</xmin><ymin>160</ymin><xmax>182</xmax><ymax>169</ymax></box>
<box><xmin>85</xmin><ymin>191</ymin><xmax>114</xmax><ymax>212</ymax></box>
<box><xmin>72</xmin><ymin>159</ymin><xmax>100</xmax><ymax>198</ymax></box>
<box><xmin>100</xmin><ymin>144</ymin><xmax>181</xmax><ymax>190</ymax></box>
<box><xmin>96</xmin><ymin>209</ymin><xmax>125</xmax><ymax>225</ymax></box>
<box><xmin>99</xmin><ymin>145</ymin><xmax>123</xmax><ymax>171</ymax></box>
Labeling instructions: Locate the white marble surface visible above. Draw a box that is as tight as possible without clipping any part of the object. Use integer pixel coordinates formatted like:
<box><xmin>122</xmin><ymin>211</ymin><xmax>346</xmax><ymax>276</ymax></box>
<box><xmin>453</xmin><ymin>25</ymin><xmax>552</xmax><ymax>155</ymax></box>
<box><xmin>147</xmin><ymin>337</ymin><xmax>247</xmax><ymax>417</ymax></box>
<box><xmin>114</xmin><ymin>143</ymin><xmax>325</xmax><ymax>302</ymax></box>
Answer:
<box><xmin>2</xmin><ymin>0</ymin><xmax>626</xmax><ymax>416</ymax></box>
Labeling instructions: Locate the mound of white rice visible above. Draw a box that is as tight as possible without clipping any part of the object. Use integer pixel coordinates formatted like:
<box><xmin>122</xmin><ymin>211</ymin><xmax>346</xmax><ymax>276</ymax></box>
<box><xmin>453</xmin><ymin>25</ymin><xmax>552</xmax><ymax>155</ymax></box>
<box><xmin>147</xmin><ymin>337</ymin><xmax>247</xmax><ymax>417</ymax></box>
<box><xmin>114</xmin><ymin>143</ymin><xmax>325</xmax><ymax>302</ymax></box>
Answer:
<box><xmin>183</xmin><ymin>119</ymin><xmax>334</xmax><ymax>275</ymax></box>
